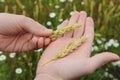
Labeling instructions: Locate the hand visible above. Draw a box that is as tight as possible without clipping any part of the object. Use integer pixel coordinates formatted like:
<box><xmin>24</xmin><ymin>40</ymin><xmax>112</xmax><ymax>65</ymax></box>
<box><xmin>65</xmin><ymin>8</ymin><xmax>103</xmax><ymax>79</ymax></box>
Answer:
<box><xmin>35</xmin><ymin>11</ymin><xmax>120</xmax><ymax>80</ymax></box>
<box><xmin>0</xmin><ymin>13</ymin><xmax>52</xmax><ymax>52</ymax></box>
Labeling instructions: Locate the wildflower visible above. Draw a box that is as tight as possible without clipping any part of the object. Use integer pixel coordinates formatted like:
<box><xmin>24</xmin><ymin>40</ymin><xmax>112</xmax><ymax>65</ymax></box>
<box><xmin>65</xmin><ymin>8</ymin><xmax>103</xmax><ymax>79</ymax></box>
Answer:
<box><xmin>112</xmin><ymin>61</ymin><xmax>120</xmax><ymax>67</ymax></box>
<box><xmin>0</xmin><ymin>51</ymin><xmax>2</xmax><ymax>54</ymax></box>
<box><xmin>9</xmin><ymin>53</ymin><xmax>16</xmax><ymax>58</ymax></box>
<box><xmin>0</xmin><ymin>55</ymin><xmax>6</xmax><ymax>61</ymax></box>
<box><xmin>96</xmin><ymin>39</ymin><xmax>102</xmax><ymax>44</ymax></box>
<box><xmin>104</xmin><ymin>72</ymin><xmax>109</xmax><ymax>77</ymax></box>
<box><xmin>0</xmin><ymin>0</ymin><xmax>5</xmax><ymax>3</ymax></box>
<box><xmin>46</xmin><ymin>21</ymin><xmax>52</xmax><ymax>26</ymax></box>
<box><xmin>113</xmin><ymin>79</ymin><xmax>118</xmax><ymax>80</ymax></box>
<box><xmin>109</xmin><ymin>39</ymin><xmax>115</xmax><ymax>45</ymax></box>
<box><xmin>70</xmin><ymin>11</ymin><xmax>74</xmax><ymax>16</ymax></box>
<box><xmin>81</xmin><ymin>1</ymin><xmax>85</xmax><ymax>5</ymax></box>
<box><xmin>105</xmin><ymin>68</ymin><xmax>108</xmax><ymax>71</ymax></box>
<box><xmin>113</xmin><ymin>42</ymin><xmax>119</xmax><ymax>48</ymax></box>
<box><xmin>49</xmin><ymin>12</ymin><xmax>56</xmax><ymax>18</ymax></box>
<box><xmin>68</xmin><ymin>0</ymin><xmax>73</xmax><ymax>2</ymax></box>
<box><xmin>104</xmin><ymin>43</ymin><xmax>109</xmax><ymax>50</ymax></box>
<box><xmin>28</xmin><ymin>63</ymin><xmax>32</xmax><ymax>66</ymax></box>
<box><xmin>59</xmin><ymin>18</ymin><xmax>63</xmax><ymax>22</ymax></box>
<box><xmin>18</xmin><ymin>57</ymin><xmax>21</xmax><ymax>60</ymax></box>
<box><xmin>101</xmin><ymin>38</ymin><xmax>106</xmax><ymax>41</ymax></box>
<box><xmin>59</xmin><ymin>0</ymin><xmax>66</xmax><ymax>2</ymax></box>
<box><xmin>109</xmin><ymin>74</ymin><xmax>114</xmax><ymax>78</ymax></box>
<box><xmin>15</xmin><ymin>68</ymin><xmax>23</xmax><ymax>74</ymax></box>
<box><xmin>92</xmin><ymin>45</ymin><xmax>99</xmax><ymax>51</ymax></box>
<box><xmin>104</xmin><ymin>39</ymin><xmax>119</xmax><ymax>50</ymax></box>
<box><xmin>23</xmin><ymin>54</ymin><xmax>27</xmax><ymax>58</ymax></box>
<box><xmin>57</xmin><ymin>25</ymin><xmax>60</xmax><ymax>29</ymax></box>
<box><xmin>55</xmin><ymin>5</ymin><xmax>60</xmax><ymax>9</ymax></box>
<box><xmin>61</xmin><ymin>8</ymin><xmax>64</xmax><ymax>11</ymax></box>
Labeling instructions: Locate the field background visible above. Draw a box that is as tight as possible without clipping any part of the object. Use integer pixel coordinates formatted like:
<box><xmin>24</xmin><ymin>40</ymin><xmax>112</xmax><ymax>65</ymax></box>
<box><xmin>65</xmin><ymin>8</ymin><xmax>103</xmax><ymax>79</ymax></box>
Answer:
<box><xmin>0</xmin><ymin>0</ymin><xmax>120</xmax><ymax>80</ymax></box>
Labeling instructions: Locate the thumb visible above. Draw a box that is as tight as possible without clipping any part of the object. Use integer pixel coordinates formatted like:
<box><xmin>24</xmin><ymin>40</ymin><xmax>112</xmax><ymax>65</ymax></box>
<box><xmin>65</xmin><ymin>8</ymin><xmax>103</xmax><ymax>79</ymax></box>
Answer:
<box><xmin>88</xmin><ymin>52</ymin><xmax>120</xmax><ymax>73</ymax></box>
<box><xmin>22</xmin><ymin>17</ymin><xmax>52</xmax><ymax>36</ymax></box>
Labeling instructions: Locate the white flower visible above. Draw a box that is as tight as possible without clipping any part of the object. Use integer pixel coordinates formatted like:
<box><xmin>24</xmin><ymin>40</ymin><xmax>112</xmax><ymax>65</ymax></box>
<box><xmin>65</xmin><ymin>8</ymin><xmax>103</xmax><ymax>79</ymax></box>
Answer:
<box><xmin>23</xmin><ymin>54</ymin><xmax>27</xmax><ymax>58</ymax></box>
<box><xmin>49</xmin><ymin>12</ymin><xmax>56</xmax><ymax>18</ymax></box>
<box><xmin>112</xmin><ymin>61</ymin><xmax>120</xmax><ymax>67</ymax></box>
<box><xmin>92</xmin><ymin>46</ymin><xmax>99</xmax><ymax>51</ymax></box>
<box><xmin>104</xmin><ymin>39</ymin><xmax>119</xmax><ymax>50</ymax></box>
<box><xmin>104</xmin><ymin>72</ymin><xmax>109</xmax><ymax>77</ymax></box>
<box><xmin>0</xmin><ymin>51</ymin><xmax>2</xmax><ymax>54</ymax></box>
<box><xmin>61</xmin><ymin>8</ymin><xmax>64</xmax><ymax>11</ymax></box>
<box><xmin>70</xmin><ymin>11</ymin><xmax>74</xmax><ymax>16</ymax></box>
<box><xmin>113</xmin><ymin>42</ymin><xmax>119</xmax><ymax>47</ymax></box>
<box><xmin>0</xmin><ymin>55</ymin><xmax>6</xmax><ymax>61</ymax></box>
<box><xmin>15</xmin><ymin>68</ymin><xmax>22</xmax><ymax>74</ymax></box>
<box><xmin>96</xmin><ymin>39</ymin><xmax>102</xmax><ymax>44</ymax></box>
<box><xmin>105</xmin><ymin>68</ymin><xmax>108</xmax><ymax>71</ymax></box>
<box><xmin>81</xmin><ymin>1</ymin><xmax>85</xmax><ymax>5</ymax></box>
<box><xmin>59</xmin><ymin>0</ymin><xmax>66</xmax><ymax>2</ymax></box>
<box><xmin>106</xmin><ymin>42</ymin><xmax>112</xmax><ymax>47</ymax></box>
<box><xmin>109</xmin><ymin>39</ymin><xmax>115</xmax><ymax>44</ymax></box>
<box><xmin>9</xmin><ymin>53</ymin><xmax>16</xmax><ymax>58</ymax></box>
<box><xmin>57</xmin><ymin>25</ymin><xmax>60</xmax><ymax>29</ymax></box>
<box><xmin>104</xmin><ymin>39</ymin><xmax>113</xmax><ymax>50</ymax></box>
<box><xmin>109</xmin><ymin>74</ymin><xmax>114</xmax><ymax>78</ymax></box>
<box><xmin>46</xmin><ymin>21</ymin><xmax>52</xmax><ymax>26</ymax></box>
<box><xmin>0</xmin><ymin>0</ymin><xmax>5</xmax><ymax>3</ymax></box>
<box><xmin>59</xmin><ymin>18</ymin><xmax>63</xmax><ymax>22</ymax></box>
<box><xmin>105</xmin><ymin>41</ymin><xmax>112</xmax><ymax>50</ymax></box>
<box><xmin>101</xmin><ymin>38</ymin><xmax>106</xmax><ymax>41</ymax></box>
<box><xmin>104</xmin><ymin>43</ymin><xmax>108</xmax><ymax>50</ymax></box>
<box><xmin>18</xmin><ymin>57</ymin><xmax>21</xmax><ymax>60</ymax></box>
<box><xmin>68</xmin><ymin>0</ymin><xmax>73</xmax><ymax>2</ymax></box>
<box><xmin>28</xmin><ymin>63</ymin><xmax>32</xmax><ymax>66</ymax></box>
<box><xmin>55</xmin><ymin>5</ymin><xmax>60</xmax><ymax>9</ymax></box>
<box><xmin>113</xmin><ymin>39</ymin><xmax>119</xmax><ymax>47</ymax></box>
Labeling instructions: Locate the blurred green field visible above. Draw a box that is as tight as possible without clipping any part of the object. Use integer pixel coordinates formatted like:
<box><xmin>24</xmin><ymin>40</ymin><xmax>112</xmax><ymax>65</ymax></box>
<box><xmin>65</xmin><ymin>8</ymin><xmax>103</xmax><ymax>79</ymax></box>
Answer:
<box><xmin>0</xmin><ymin>0</ymin><xmax>120</xmax><ymax>80</ymax></box>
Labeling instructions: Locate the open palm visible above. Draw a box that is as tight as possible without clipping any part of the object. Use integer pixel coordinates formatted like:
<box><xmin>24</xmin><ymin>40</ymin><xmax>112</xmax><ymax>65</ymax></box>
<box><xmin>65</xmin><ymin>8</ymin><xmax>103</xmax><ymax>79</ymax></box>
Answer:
<box><xmin>36</xmin><ymin>11</ymin><xmax>120</xmax><ymax>80</ymax></box>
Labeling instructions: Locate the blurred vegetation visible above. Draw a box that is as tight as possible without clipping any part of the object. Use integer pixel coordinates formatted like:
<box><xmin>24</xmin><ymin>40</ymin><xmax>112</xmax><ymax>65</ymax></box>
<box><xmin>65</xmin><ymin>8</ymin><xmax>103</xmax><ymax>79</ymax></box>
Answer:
<box><xmin>0</xmin><ymin>0</ymin><xmax>120</xmax><ymax>80</ymax></box>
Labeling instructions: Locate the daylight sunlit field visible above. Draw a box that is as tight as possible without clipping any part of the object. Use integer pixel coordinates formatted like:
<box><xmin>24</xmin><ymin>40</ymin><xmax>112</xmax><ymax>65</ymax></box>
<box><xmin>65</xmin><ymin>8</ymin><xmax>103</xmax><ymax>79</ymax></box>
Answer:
<box><xmin>0</xmin><ymin>0</ymin><xmax>120</xmax><ymax>80</ymax></box>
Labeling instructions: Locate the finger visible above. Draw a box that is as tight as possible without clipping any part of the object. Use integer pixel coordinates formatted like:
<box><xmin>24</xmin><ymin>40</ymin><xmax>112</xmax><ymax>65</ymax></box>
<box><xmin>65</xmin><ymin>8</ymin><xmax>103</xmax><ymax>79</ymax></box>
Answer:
<box><xmin>57</xmin><ymin>20</ymin><xmax>69</xmax><ymax>38</ymax></box>
<box><xmin>87</xmin><ymin>52</ymin><xmax>120</xmax><ymax>74</ymax></box>
<box><xmin>44</xmin><ymin>38</ymin><xmax>51</xmax><ymax>46</ymax></box>
<box><xmin>78</xmin><ymin>17</ymin><xmax>94</xmax><ymax>57</ymax></box>
<box><xmin>22</xmin><ymin>17</ymin><xmax>52</xmax><ymax>36</ymax></box>
<box><xmin>64</xmin><ymin>12</ymin><xmax>80</xmax><ymax>38</ymax></box>
<box><xmin>73</xmin><ymin>11</ymin><xmax>87</xmax><ymax>38</ymax></box>
<box><xmin>84</xmin><ymin>17</ymin><xmax>94</xmax><ymax>44</ymax></box>
<box><xmin>74</xmin><ymin>17</ymin><xmax>94</xmax><ymax>57</ymax></box>
<box><xmin>37</xmin><ymin>37</ymin><xmax>44</xmax><ymax>48</ymax></box>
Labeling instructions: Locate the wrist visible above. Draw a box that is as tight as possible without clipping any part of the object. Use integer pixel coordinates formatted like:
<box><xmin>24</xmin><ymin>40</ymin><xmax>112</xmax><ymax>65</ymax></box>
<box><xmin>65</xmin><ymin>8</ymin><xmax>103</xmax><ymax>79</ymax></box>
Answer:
<box><xmin>34</xmin><ymin>74</ymin><xmax>63</xmax><ymax>80</ymax></box>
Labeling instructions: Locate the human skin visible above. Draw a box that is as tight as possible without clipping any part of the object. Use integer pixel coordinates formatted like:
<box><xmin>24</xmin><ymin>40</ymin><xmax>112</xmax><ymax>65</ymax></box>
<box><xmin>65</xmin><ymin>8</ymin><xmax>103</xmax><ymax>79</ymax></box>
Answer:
<box><xmin>35</xmin><ymin>11</ymin><xmax>120</xmax><ymax>80</ymax></box>
<box><xmin>0</xmin><ymin>13</ymin><xmax>52</xmax><ymax>52</ymax></box>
